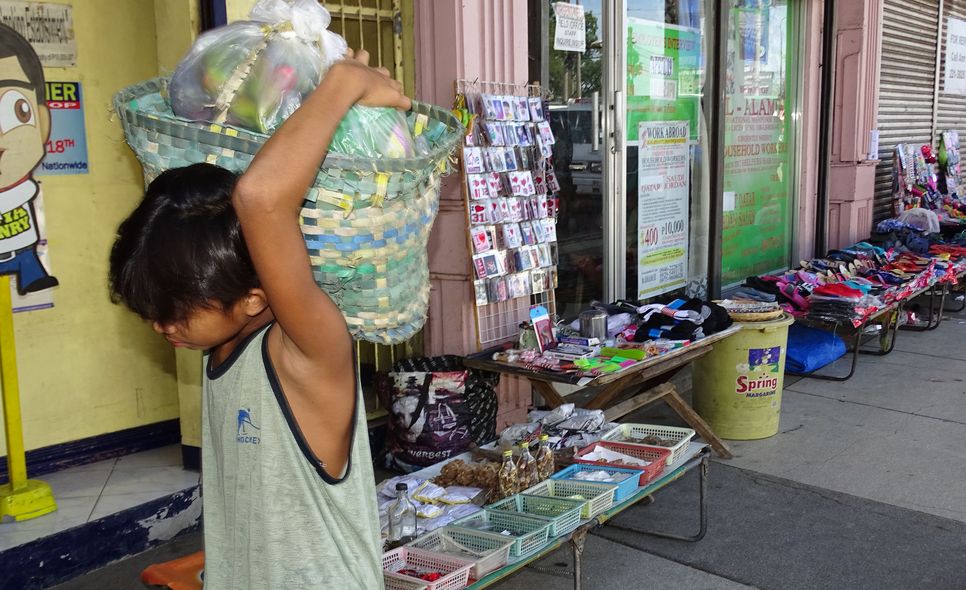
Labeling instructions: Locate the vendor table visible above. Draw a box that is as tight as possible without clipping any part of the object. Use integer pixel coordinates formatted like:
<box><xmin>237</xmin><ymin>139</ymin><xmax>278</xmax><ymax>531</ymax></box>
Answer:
<box><xmin>787</xmin><ymin>283</ymin><xmax>943</xmax><ymax>381</ymax></box>
<box><xmin>464</xmin><ymin>326</ymin><xmax>740</xmax><ymax>459</ymax></box>
<box><xmin>898</xmin><ymin>284</ymin><xmax>948</xmax><ymax>332</ymax></box>
<box><xmin>465</xmin><ymin>443</ymin><xmax>710</xmax><ymax>590</ymax></box>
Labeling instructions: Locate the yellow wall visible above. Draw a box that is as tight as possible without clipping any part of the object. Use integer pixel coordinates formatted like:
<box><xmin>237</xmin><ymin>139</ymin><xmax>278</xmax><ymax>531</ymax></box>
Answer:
<box><xmin>227</xmin><ymin>0</ymin><xmax>258</xmax><ymax>23</ymax></box>
<box><xmin>0</xmin><ymin>0</ymin><xmax>199</xmax><ymax>455</ymax></box>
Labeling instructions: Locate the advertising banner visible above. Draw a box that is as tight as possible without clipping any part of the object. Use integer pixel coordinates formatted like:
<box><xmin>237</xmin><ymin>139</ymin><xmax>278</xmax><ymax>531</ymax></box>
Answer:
<box><xmin>638</xmin><ymin>120</ymin><xmax>690</xmax><ymax>298</ymax></box>
<box><xmin>38</xmin><ymin>81</ymin><xmax>89</xmax><ymax>175</ymax></box>
<box><xmin>626</xmin><ymin>18</ymin><xmax>701</xmax><ymax>143</ymax></box>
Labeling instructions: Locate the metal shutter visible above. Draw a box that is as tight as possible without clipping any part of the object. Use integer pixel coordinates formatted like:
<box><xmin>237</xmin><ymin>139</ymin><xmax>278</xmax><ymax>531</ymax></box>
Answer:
<box><xmin>938</xmin><ymin>0</ymin><xmax>966</xmax><ymax>153</ymax></box>
<box><xmin>874</xmin><ymin>0</ymin><xmax>941</xmax><ymax>222</ymax></box>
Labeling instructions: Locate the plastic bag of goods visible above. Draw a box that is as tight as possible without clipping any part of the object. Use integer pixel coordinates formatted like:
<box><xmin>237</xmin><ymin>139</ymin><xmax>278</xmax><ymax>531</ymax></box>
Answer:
<box><xmin>168</xmin><ymin>0</ymin><xmax>417</xmax><ymax>158</ymax></box>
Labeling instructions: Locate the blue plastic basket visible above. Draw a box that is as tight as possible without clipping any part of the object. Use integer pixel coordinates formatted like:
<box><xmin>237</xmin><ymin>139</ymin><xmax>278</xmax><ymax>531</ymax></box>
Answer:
<box><xmin>550</xmin><ymin>464</ymin><xmax>644</xmax><ymax>502</ymax></box>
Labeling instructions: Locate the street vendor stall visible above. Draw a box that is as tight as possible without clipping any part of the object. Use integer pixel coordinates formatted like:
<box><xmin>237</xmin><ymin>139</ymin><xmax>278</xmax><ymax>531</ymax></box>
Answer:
<box><xmin>379</xmin><ymin>438</ymin><xmax>711</xmax><ymax>590</ymax></box>
<box><xmin>464</xmin><ymin>327</ymin><xmax>739</xmax><ymax>459</ymax></box>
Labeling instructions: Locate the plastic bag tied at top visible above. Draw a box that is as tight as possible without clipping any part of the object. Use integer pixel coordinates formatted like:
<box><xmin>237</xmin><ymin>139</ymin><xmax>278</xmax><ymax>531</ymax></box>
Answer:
<box><xmin>169</xmin><ymin>0</ymin><xmax>419</xmax><ymax>159</ymax></box>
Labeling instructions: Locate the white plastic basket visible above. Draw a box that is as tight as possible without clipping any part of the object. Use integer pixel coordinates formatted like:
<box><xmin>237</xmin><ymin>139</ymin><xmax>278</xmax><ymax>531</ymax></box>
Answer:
<box><xmin>523</xmin><ymin>478</ymin><xmax>617</xmax><ymax>519</ymax></box>
<box><xmin>384</xmin><ymin>574</ymin><xmax>429</xmax><ymax>590</ymax></box>
<box><xmin>382</xmin><ymin>547</ymin><xmax>474</xmax><ymax>590</ymax></box>
<box><xmin>601</xmin><ymin>424</ymin><xmax>696</xmax><ymax>465</ymax></box>
<box><xmin>406</xmin><ymin>527</ymin><xmax>513</xmax><ymax>580</ymax></box>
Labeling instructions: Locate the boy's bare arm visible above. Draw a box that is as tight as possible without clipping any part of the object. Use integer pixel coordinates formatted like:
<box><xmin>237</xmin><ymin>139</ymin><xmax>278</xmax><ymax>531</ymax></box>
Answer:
<box><xmin>232</xmin><ymin>51</ymin><xmax>410</xmax><ymax>361</ymax></box>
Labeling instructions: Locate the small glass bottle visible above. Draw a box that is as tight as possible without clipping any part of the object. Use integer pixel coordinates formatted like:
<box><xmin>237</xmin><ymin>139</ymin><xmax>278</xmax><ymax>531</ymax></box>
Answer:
<box><xmin>535</xmin><ymin>434</ymin><xmax>555</xmax><ymax>481</ymax></box>
<box><xmin>517</xmin><ymin>441</ymin><xmax>537</xmax><ymax>491</ymax></box>
<box><xmin>388</xmin><ymin>483</ymin><xmax>417</xmax><ymax>546</ymax></box>
<box><xmin>498</xmin><ymin>449</ymin><xmax>519</xmax><ymax>499</ymax></box>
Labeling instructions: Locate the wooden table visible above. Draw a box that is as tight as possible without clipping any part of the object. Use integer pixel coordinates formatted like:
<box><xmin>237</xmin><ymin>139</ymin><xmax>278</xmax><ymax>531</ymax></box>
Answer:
<box><xmin>464</xmin><ymin>326</ymin><xmax>741</xmax><ymax>459</ymax></box>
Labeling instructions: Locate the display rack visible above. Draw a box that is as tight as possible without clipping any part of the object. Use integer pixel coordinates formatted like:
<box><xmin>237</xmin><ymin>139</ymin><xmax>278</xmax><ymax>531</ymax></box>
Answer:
<box><xmin>455</xmin><ymin>79</ymin><xmax>559</xmax><ymax>346</ymax></box>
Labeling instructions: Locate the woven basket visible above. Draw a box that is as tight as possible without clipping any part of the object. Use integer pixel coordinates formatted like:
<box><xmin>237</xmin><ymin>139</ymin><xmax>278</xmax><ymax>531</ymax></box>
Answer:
<box><xmin>113</xmin><ymin>78</ymin><xmax>463</xmax><ymax>345</ymax></box>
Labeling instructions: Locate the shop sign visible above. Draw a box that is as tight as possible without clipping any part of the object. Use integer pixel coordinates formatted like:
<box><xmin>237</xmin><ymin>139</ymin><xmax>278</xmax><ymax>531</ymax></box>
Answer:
<box><xmin>553</xmin><ymin>2</ymin><xmax>586</xmax><ymax>52</ymax></box>
<box><xmin>735</xmin><ymin>346</ymin><xmax>781</xmax><ymax>398</ymax></box>
<box><xmin>626</xmin><ymin>18</ymin><xmax>701</xmax><ymax>143</ymax></box>
<box><xmin>38</xmin><ymin>81</ymin><xmax>89</xmax><ymax>175</ymax></box>
<box><xmin>637</xmin><ymin>120</ymin><xmax>690</xmax><ymax>298</ymax></box>
<box><xmin>0</xmin><ymin>1</ymin><xmax>75</xmax><ymax>67</ymax></box>
<box><xmin>945</xmin><ymin>17</ymin><xmax>966</xmax><ymax>96</ymax></box>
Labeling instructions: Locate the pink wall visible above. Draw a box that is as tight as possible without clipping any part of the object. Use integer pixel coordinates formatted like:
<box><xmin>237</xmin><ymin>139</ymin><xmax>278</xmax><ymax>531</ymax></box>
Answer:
<box><xmin>796</xmin><ymin>0</ymin><xmax>825</xmax><ymax>262</ymax></box>
<box><xmin>414</xmin><ymin>0</ymin><xmax>532</xmax><ymax>427</ymax></box>
<box><xmin>826</xmin><ymin>0</ymin><xmax>882</xmax><ymax>248</ymax></box>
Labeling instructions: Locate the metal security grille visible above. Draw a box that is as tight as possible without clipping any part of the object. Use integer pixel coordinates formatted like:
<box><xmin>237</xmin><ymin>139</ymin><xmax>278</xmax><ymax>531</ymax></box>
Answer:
<box><xmin>874</xmin><ymin>0</ymin><xmax>941</xmax><ymax>222</ymax></box>
<box><xmin>322</xmin><ymin>0</ymin><xmax>404</xmax><ymax>82</ymax></box>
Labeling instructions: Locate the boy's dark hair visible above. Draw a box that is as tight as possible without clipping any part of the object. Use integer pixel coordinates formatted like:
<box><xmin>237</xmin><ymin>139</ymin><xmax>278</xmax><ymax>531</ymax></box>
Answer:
<box><xmin>0</xmin><ymin>23</ymin><xmax>45</xmax><ymax>103</ymax></box>
<box><xmin>109</xmin><ymin>163</ymin><xmax>259</xmax><ymax>325</ymax></box>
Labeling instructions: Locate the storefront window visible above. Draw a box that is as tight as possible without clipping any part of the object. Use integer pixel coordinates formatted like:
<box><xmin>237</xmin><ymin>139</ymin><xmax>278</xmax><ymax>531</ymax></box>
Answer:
<box><xmin>624</xmin><ymin>0</ymin><xmax>711</xmax><ymax>302</ymax></box>
<box><xmin>548</xmin><ymin>1</ymin><xmax>605</xmax><ymax>320</ymax></box>
<box><xmin>720</xmin><ymin>0</ymin><xmax>802</xmax><ymax>286</ymax></box>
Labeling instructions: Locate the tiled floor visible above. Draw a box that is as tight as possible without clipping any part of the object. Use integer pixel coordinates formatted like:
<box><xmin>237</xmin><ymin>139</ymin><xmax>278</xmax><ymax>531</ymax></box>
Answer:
<box><xmin>0</xmin><ymin>445</ymin><xmax>198</xmax><ymax>551</ymax></box>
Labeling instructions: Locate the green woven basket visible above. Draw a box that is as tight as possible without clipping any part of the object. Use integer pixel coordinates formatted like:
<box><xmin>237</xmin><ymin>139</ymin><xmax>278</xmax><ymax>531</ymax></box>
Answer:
<box><xmin>113</xmin><ymin>78</ymin><xmax>463</xmax><ymax>345</ymax></box>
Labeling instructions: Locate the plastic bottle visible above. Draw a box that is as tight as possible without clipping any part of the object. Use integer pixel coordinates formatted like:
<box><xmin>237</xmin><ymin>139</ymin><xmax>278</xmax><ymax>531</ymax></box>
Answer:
<box><xmin>517</xmin><ymin>441</ymin><xmax>537</xmax><ymax>491</ymax></box>
<box><xmin>498</xmin><ymin>449</ymin><xmax>519</xmax><ymax>499</ymax></box>
<box><xmin>388</xmin><ymin>483</ymin><xmax>417</xmax><ymax>546</ymax></box>
<box><xmin>535</xmin><ymin>434</ymin><xmax>555</xmax><ymax>481</ymax></box>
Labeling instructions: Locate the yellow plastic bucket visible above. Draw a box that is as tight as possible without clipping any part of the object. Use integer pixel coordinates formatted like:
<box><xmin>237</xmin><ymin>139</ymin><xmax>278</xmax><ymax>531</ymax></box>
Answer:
<box><xmin>692</xmin><ymin>314</ymin><xmax>794</xmax><ymax>440</ymax></box>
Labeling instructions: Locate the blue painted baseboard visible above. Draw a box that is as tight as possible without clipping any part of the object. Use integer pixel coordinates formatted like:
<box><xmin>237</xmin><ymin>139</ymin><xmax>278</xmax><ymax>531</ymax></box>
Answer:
<box><xmin>0</xmin><ymin>419</ymin><xmax>181</xmax><ymax>485</ymax></box>
<box><xmin>0</xmin><ymin>485</ymin><xmax>201</xmax><ymax>590</ymax></box>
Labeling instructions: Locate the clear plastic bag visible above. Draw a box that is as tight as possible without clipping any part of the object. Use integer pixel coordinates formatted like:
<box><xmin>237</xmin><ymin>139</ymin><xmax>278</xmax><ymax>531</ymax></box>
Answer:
<box><xmin>169</xmin><ymin>0</ymin><xmax>418</xmax><ymax>158</ymax></box>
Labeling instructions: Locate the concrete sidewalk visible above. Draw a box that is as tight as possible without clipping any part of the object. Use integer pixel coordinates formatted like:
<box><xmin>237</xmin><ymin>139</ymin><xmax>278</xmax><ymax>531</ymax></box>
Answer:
<box><xmin>50</xmin><ymin>294</ymin><xmax>966</xmax><ymax>590</ymax></box>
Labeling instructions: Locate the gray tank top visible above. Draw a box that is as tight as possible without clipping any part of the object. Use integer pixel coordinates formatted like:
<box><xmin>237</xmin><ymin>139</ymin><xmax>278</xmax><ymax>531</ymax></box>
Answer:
<box><xmin>202</xmin><ymin>323</ymin><xmax>384</xmax><ymax>589</ymax></box>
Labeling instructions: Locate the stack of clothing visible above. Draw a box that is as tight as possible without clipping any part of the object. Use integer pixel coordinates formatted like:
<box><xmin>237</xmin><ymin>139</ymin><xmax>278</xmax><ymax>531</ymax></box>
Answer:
<box><xmin>630</xmin><ymin>298</ymin><xmax>732</xmax><ymax>343</ymax></box>
<box><xmin>739</xmin><ymin>241</ymin><xmax>949</xmax><ymax>327</ymax></box>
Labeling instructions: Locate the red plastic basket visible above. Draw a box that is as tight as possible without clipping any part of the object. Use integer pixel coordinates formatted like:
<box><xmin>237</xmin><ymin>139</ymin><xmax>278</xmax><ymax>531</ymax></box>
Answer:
<box><xmin>574</xmin><ymin>441</ymin><xmax>671</xmax><ymax>486</ymax></box>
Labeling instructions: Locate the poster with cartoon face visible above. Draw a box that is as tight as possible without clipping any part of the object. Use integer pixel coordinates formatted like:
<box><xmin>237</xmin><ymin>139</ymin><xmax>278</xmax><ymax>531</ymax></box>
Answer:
<box><xmin>0</xmin><ymin>24</ymin><xmax>57</xmax><ymax>297</ymax></box>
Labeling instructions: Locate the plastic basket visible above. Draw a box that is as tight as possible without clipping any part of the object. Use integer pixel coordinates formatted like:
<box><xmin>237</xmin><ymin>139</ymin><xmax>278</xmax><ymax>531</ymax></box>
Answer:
<box><xmin>406</xmin><ymin>527</ymin><xmax>513</xmax><ymax>580</ymax></box>
<box><xmin>486</xmin><ymin>494</ymin><xmax>584</xmax><ymax>537</ymax></box>
<box><xmin>601</xmin><ymin>424</ymin><xmax>696</xmax><ymax>465</ymax></box>
<box><xmin>550</xmin><ymin>464</ymin><xmax>643</xmax><ymax>502</ymax></box>
<box><xmin>523</xmin><ymin>478</ymin><xmax>617</xmax><ymax>519</ymax></box>
<box><xmin>382</xmin><ymin>547</ymin><xmax>474</xmax><ymax>590</ymax></box>
<box><xmin>113</xmin><ymin>78</ymin><xmax>463</xmax><ymax>345</ymax></box>
<box><xmin>574</xmin><ymin>441</ymin><xmax>670</xmax><ymax>486</ymax></box>
<box><xmin>450</xmin><ymin>509</ymin><xmax>551</xmax><ymax>558</ymax></box>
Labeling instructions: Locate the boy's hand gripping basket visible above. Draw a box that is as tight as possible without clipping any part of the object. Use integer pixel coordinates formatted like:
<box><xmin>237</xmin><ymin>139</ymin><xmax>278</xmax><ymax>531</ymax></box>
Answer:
<box><xmin>113</xmin><ymin>78</ymin><xmax>463</xmax><ymax>345</ymax></box>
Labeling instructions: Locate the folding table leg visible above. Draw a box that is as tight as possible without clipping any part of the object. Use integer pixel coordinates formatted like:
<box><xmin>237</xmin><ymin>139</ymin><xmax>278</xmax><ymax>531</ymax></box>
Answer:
<box><xmin>899</xmin><ymin>286</ymin><xmax>946</xmax><ymax>332</ymax></box>
<box><xmin>571</xmin><ymin>529</ymin><xmax>586</xmax><ymax>590</ymax></box>
<box><xmin>602</xmin><ymin>455</ymin><xmax>710</xmax><ymax>542</ymax></box>
<box><xmin>946</xmin><ymin>284</ymin><xmax>965</xmax><ymax>313</ymax></box>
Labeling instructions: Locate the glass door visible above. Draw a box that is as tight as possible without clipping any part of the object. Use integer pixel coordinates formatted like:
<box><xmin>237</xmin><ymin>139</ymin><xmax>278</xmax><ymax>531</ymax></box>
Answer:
<box><xmin>720</xmin><ymin>0</ymin><xmax>802</xmax><ymax>287</ymax></box>
<box><xmin>623</xmin><ymin>0</ymin><xmax>713</xmax><ymax>302</ymax></box>
<box><xmin>547</xmin><ymin>1</ymin><xmax>607</xmax><ymax>320</ymax></box>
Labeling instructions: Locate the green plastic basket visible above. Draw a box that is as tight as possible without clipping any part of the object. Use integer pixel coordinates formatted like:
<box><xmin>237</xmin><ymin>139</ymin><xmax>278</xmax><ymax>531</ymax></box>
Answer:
<box><xmin>406</xmin><ymin>527</ymin><xmax>513</xmax><ymax>580</ymax></box>
<box><xmin>487</xmin><ymin>494</ymin><xmax>584</xmax><ymax>537</ymax></box>
<box><xmin>523</xmin><ymin>479</ymin><xmax>618</xmax><ymax>519</ymax></box>
<box><xmin>450</xmin><ymin>509</ymin><xmax>551</xmax><ymax>558</ymax></box>
<box><xmin>113</xmin><ymin>78</ymin><xmax>463</xmax><ymax>345</ymax></box>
